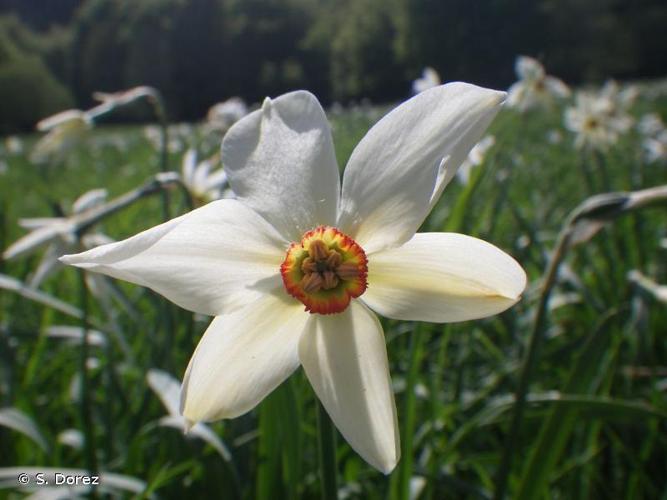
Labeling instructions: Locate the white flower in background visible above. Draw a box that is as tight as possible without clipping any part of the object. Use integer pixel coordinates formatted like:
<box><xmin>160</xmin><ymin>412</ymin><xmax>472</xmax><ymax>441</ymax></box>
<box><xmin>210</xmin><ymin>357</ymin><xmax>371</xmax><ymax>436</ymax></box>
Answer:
<box><xmin>30</xmin><ymin>109</ymin><xmax>92</xmax><ymax>164</ymax></box>
<box><xmin>206</xmin><ymin>97</ymin><xmax>248</xmax><ymax>132</ymax></box>
<box><xmin>3</xmin><ymin>189</ymin><xmax>112</xmax><ymax>288</ymax></box>
<box><xmin>507</xmin><ymin>56</ymin><xmax>570</xmax><ymax>112</ymax></box>
<box><xmin>147</xmin><ymin>369</ymin><xmax>231</xmax><ymax>460</ymax></box>
<box><xmin>180</xmin><ymin>149</ymin><xmax>230</xmax><ymax>205</ymax></box>
<box><xmin>564</xmin><ymin>91</ymin><xmax>633</xmax><ymax>150</ymax></box>
<box><xmin>637</xmin><ymin>113</ymin><xmax>664</xmax><ymax>137</ymax></box>
<box><xmin>5</xmin><ymin>136</ymin><xmax>23</xmax><ymax>155</ymax></box>
<box><xmin>61</xmin><ymin>85</ymin><xmax>526</xmax><ymax>473</ymax></box>
<box><xmin>600</xmin><ymin>80</ymin><xmax>639</xmax><ymax>113</ymax></box>
<box><xmin>643</xmin><ymin>130</ymin><xmax>667</xmax><ymax>163</ymax></box>
<box><xmin>412</xmin><ymin>67</ymin><xmax>441</xmax><ymax>94</ymax></box>
<box><xmin>457</xmin><ymin>135</ymin><xmax>495</xmax><ymax>185</ymax></box>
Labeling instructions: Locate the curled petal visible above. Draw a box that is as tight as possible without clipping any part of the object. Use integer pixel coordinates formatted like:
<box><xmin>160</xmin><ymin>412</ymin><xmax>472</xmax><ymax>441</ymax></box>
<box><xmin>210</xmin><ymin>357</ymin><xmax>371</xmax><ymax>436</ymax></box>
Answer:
<box><xmin>180</xmin><ymin>293</ymin><xmax>309</xmax><ymax>421</ymax></box>
<box><xmin>299</xmin><ymin>301</ymin><xmax>400</xmax><ymax>474</ymax></box>
<box><xmin>60</xmin><ymin>200</ymin><xmax>287</xmax><ymax>316</ymax></box>
<box><xmin>363</xmin><ymin>233</ymin><xmax>526</xmax><ymax>322</ymax></box>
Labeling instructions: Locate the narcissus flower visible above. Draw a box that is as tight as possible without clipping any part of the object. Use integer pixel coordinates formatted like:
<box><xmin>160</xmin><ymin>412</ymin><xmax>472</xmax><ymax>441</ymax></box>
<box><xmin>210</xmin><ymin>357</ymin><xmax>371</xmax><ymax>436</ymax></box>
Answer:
<box><xmin>507</xmin><ymin>56</ymin><xmax>570</xmax><ymax>112</ymax></box>
<box><xmin>61</xmin><ymin>84</ymin><xmax>526</xmax><ymax>473</ymax></box>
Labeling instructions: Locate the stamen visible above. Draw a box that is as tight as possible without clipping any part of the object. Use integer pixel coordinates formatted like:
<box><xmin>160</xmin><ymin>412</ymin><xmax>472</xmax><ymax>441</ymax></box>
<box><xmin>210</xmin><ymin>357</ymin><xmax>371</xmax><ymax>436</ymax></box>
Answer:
<box><xmin>322</xmin><ymin>271</ymin><xmax>339</xmax><ymax>290</ymax></box>
<box><xmin>336</xmin><ymin>262</ymin><xmax>360</xmax><ymax>280</ymax></box>
<box><xmin>309</xmin><ymin>239</ymin><xmax>328</xmax><ymax>260</ymax></box>
<box><xmin>300</xmin><ymin>272</ymin><xmax>323</xmax><ymax>293</ymax></box>
<box><xmin>326</xmin><ymin>251</ymin><xmax>342</xmax><ymax>268</ymax></box>
<box><xmin>280</xmin><ymin>226</ymin><xmax>368</xmax><ymax>314</ymax></box>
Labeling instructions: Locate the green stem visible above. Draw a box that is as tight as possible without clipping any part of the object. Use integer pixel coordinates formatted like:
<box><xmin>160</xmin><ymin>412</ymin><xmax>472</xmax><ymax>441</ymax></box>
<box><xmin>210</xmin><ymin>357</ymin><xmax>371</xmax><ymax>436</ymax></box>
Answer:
<box><xmin>78</xmin><ymin>269</ymin><xmax>98</xmax><ymax>488</ymax></box>
<box><xmin>399</xmin><ymin>325</ymin><xmax>426</xmax><ymax>500</ymax></box>
<box><xmin>316</xmin><ymin>400</ymin><xmax>338</xmax><ymax>500</ymax></box>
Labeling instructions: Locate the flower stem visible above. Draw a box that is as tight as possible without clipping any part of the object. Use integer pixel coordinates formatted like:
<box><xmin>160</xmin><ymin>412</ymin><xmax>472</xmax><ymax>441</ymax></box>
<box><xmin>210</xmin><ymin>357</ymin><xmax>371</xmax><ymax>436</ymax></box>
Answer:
<box><xmin>316</xmin><ymin>399</ymin><xmax>338</xmax><ymax>500</ymax></box>
<box><xmin>78</xmin><ymin>269</ymin><xmax>98</xmax><ymax>487</ymax></box>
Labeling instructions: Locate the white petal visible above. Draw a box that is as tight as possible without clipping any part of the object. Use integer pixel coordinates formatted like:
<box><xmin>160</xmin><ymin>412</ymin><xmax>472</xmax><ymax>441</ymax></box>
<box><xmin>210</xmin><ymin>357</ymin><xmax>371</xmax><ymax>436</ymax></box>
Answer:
<box><xmin>180</xmin><ymin>293</ymin><xmax>308</xmax><ymax>421</ymax></box>
<box><xmin>545</xmin><ymin>76</ymin><xmax>570</xmax><ymax>99</ymax></box>
<box><xmin>147</xmin><ymin>369</ymin><xmax>181</xmax><ymax>416</ymax></box>
<box><xmin>221</xmin><ymin>91</ymin><xmax>340</xmax><ymax>242</ymax></box>
<box><xmin>60</xmin><ymin>200</ymin><xmax>287</xmax><ymax>316</ymax></box>
<box><xmin>515</xmin><ymin>56</ymin><xmax>544</xmax><ymax>81</ymax></box>
<box><xmin>299</xmin><ymin>301</ymin><xmax>400</xmax><ymax>474</ymax></box>
<box><xmin>181</xmin><ymin>149</ymin><xmax>197</xmax><ymax>183</ymax></box>
<box><xmin>3</xmin><ymin>222</ymin><xmax>71</xmax><ymax>260</ymax></box>
<box><xmin>362</xmin><ymin>233</ymin><xmax>526</xmax><ymax>322</ymax></box>
<box><xmin>337</xmin><ymin>83</ymin><xmax>506</xmax><ymax>254</ymax></box>
<box><xmin>72</xmin><ymin>188</ymin><xmax>108</xmax><ymax>214</ymax></box>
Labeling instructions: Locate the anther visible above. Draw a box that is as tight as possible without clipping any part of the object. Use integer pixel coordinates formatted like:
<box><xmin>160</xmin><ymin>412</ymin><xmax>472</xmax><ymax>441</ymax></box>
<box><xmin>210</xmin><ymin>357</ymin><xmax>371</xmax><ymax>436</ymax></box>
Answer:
<box><xmin>309</xmin><ymin>240</ymin><xmax>328</xmax><ymax>260</ymax></box>
<box><xmin>322</xmin><ymin>271</ymin><xmax>339</xmax><ymax>290</ymax></box>
<box><xmin>336</xmin><ymin>262</ymin><xmax>360</xmax><ymax>280</ymax></box>
<box><xmin>301</xmin><ymin>257</ymin><xmax>317</xmax><ymax>274</ymax></box>
<box><xmin>326</xmin><ymin>251</ymin><xmax>342</xmax><ymax>268</ymax></box>
<box><xmin>300</xmin><ymin>272</ymin><xmax>323</xmax><ymax>293</ymax></box>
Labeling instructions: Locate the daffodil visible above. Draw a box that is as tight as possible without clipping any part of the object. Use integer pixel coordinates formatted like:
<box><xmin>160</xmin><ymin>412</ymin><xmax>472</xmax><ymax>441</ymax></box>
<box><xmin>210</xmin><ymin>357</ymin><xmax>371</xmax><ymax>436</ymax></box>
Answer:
<box><xmin>507</xmin><ymin>56</ymin><xmax>570</xmax><ymax>112</ymax></box>
<box><xmin>61</xmin><ymin>84</ymin><xmax>526</xmax><ymax>473</ymax></box>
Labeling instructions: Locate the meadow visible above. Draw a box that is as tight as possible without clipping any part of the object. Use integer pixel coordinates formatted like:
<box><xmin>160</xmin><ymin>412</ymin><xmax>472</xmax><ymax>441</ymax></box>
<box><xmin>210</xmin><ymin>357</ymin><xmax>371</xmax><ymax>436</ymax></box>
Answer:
<box><xmin>1</xmin><ymin>79</ymin><xmax>666</xmax><ymax>499</ymax></box>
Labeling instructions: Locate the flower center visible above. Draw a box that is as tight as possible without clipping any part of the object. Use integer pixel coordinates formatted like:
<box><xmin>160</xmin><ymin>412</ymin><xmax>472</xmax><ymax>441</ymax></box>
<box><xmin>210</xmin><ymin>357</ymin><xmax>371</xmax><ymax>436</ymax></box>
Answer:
<box><xmin>280</xmin><ymin>226</ymin><xmax>368</xmax><ymax>314</ymax></box>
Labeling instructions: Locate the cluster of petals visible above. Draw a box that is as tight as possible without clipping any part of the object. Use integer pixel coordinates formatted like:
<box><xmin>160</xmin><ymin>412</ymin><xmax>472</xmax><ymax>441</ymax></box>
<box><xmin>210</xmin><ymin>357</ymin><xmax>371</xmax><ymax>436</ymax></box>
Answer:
<box><xmin>180</xmin><ymin>149</ymin><xmax>230</xmax><ymax>205</ymax></box>
<box><xmin>61</xmin><ymin>83</ymin><xmax>526</xmax><ymax>472</ymax></box>
<box><xmin>564</xmin><ymin>86</ymin><xmax>634</xmax><ymax>151</ymax></box>
<box><xmin>507</xmin><ymin>56</ymin><xmax>570</xmax><ymax>112</ymax></box>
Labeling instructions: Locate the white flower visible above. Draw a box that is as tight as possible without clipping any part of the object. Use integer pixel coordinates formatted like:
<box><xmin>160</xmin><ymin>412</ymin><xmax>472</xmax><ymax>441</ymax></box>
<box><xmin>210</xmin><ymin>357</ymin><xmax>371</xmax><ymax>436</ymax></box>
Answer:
<box><xmin>643</xmin><ymin>130</ymin><xmax>667</xmax><ymax>163</ymax></box>
<box><xmin>4</xmin><ymin>189</ymin><xmax>112</xmax><ymax>288</ymax></box>
<box><xmin>507</xmin><ymin>56</ymin><xmax>570</xmax><ymax>112</ymax></box>
<box><xmin>30</xmin><ymin>109</ymin><xmax>92</xmax><ymax>164</ymax></box>
<box><xmin>5</xmin><ymin>136</ymin><xmax>23</xmax><ymax>155</ymax></box>
<box><xmin>180</xmin><ymin>149</ymin><xmax>230</xmax><ymax>205</ymax></box>
<box><xmin>412</xmin><ymin>67</ymin><xmax>441</xmax><ymax>94</ymax></box>
<box><xmin>564</xmin><ymin>90</ymin><xmax>633</xmax><ymax>150</ymax></box>
<box><xmin>61</xmin><ymin>84</ymin><xmax>526</xmax><ymax>473</ymax></box>
<box><xmin>206</xmin><ymin>97</ymin><xmax>248</xmax><ymax>131</ymax></box>
<box><xmin>457</xmin><ymin>135</ymin><xmax>495</xmax><ymax>185</ymax></box>
<box><xmin>637</xmin><ymin>113</ymin><xmax>665</xmax><ymax>137</ymax></box>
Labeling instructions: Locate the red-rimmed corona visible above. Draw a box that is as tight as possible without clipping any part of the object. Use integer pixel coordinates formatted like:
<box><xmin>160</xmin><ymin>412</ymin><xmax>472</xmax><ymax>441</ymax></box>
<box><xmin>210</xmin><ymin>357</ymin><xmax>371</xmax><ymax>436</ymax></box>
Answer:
<box><xmin>281</xmin><ymin>226</ymin><xmax>368</xmax><ymax>314</ymax></box>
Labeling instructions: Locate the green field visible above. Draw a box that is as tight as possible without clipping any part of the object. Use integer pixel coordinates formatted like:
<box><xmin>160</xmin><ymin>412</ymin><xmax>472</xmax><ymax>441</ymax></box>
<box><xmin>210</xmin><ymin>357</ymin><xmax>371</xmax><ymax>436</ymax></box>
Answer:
<box><xmin>1</xmin><ymin>83</ymin><xmax>667</xmax><ymax>499</ymax></box>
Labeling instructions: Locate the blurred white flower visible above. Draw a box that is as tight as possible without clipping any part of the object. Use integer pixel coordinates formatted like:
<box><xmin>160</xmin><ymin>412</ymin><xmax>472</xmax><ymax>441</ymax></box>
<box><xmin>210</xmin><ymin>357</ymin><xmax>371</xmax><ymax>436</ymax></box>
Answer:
<box><xmin>457</xmin><ymin>135</ymin><xmax>495</xmax><ymax>184</ymax></box>
<box><xmin>31</xmin><ymin>109</ymin><xmax>92</xmax><ymax>164</ymax></box>
<box><xmin>637</xmin><ymin>113</ymin><xmax>665</xmax><ymax>137</ymax></box>
<box><xmin>206</xmin><ymin>97</ymin><xmax>248</xmax><ymax>132</ymax></box>
<box><xmin>507</xmin><ymin>56</ymin><xmax>570</xmax><ymax>112</ymax></box>
<box><xmin>3</xmin><ymin>189</ymin><xmax>112</xmax><ymax>288</ymax></box>
<box><xmin>180</xmin><ymin>149</ymin><xmax>231</xmax><ymax>205</ymax></box>
<box><xmin>146</xmin><ymin>369</ymin><xmax>231</xmax><ymax>461</ymax></box>
<box><xmin>62</xmin><ymin>84</ymin><xmax>526</xmax><ymax>473</ymax></box>
<box><xmin>5</xmin><ymin>135</ymin><xmax>23</xmax><ymax>154</ymax></box>
<box><xmin>412</xmin><ymin>67</ymin><xmax>441</xmax><ymax>94</ymax></box>
<box><xmin>564</xmin><ymin>90</ymin><xmax>633</xmax><ymax>150</ymax></box>
<box><xmin>643</xmin><ymin>130</ymin><xmax>667</xmax><ymax>163</ymax></box>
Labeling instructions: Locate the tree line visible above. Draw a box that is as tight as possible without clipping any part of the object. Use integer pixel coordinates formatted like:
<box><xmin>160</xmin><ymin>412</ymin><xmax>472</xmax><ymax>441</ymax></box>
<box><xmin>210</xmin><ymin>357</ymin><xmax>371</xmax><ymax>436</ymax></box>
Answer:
<box><xmin>1</xmin><ymin>0</ymin><xmax>665</xmax><ymax>133</ymax></box>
